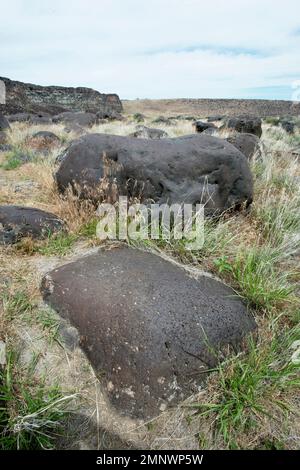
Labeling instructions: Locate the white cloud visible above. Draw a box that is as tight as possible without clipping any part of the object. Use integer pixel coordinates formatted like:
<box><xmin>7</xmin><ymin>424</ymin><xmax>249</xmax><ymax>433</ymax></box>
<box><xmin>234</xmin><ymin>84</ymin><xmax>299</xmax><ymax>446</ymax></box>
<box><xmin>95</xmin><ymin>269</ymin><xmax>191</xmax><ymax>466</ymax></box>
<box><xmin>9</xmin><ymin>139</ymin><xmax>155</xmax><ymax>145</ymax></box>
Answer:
<box><xmin>1</xmin><ymin>0</ymin><xmax>300</xmax><ymax>98</ymax></box>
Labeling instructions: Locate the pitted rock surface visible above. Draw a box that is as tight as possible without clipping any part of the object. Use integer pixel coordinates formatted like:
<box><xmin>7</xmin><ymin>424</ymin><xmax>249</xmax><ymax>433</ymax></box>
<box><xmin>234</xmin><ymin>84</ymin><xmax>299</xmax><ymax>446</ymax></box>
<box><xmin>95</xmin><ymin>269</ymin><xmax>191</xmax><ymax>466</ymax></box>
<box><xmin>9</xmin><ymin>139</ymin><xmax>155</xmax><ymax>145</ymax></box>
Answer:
<box><xmin>41</xmin><ymin>246</ymin><xmax>256</xmax><ymax>419</ymax></box>
<box><xmin>0</xmin><ymin>113</ymin><xmax>10</xmax><ymax>131</ymax></box>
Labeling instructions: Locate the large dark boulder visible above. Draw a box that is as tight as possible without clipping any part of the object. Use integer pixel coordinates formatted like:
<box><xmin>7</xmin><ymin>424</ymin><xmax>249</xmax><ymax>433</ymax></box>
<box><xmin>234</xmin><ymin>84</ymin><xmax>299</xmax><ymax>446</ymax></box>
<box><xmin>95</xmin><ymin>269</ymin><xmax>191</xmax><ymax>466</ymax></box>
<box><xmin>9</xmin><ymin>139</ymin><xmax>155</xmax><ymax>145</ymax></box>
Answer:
<box><xmin>193</xmin><ymin>120</ymin><xmax>217</xmax><ymax>133</ymax></box>
<box><xmin>130</xmin><ymin>125</ymin><xmax>169</xmax><ymax>139</ymax></box>
<box><xmin>0</xmin><ymin>205</ymin><xmax>65</xmax><ymax>244</ymax></box>
<box><xmin>227</xmin><ymin>133</ymin><xmax>261</xmax><ymax>161</ymax></box>
<box><xmin>52</xmin><ymin>111</ymin><xmax>98</xmax><ymax>127</ymax></box>
<box><xmin>55</xmin><ymin>133</ymin><xmax>253</xmax><ymax>213</ymax></box>
<box><xmin>223</xmin><ymin>116</ymin><xmax>262</xmax><ymax>137</ymax></box>
<box><xmin>41</xmin><ymin>246</ymin><xmax>256</xmax><ymax>419</ymax></box>
<box><xmin>0</xmin><ymin>76</ymin><xmax>123</xmax><ymax>116</ymax></box>
<box><xmin>0</xmin><ymin>113</ymin><xmax>10</xmax><ymax>131</ymax></box>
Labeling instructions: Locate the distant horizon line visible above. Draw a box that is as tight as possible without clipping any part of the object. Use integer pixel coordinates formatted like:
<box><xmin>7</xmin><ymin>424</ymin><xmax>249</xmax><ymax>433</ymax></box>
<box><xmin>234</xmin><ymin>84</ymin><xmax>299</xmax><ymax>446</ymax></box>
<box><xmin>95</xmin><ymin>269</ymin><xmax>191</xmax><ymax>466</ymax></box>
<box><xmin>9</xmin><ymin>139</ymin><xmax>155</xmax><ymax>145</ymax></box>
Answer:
<box><xmin>1</xmin><ymin>75</ymin><xmax>298</xmax><ymax>103</ymax></box>
<box><xmin>121</xmin><ymin>97</ymin><xmax>297</xmax><ymax>103</ymax></box>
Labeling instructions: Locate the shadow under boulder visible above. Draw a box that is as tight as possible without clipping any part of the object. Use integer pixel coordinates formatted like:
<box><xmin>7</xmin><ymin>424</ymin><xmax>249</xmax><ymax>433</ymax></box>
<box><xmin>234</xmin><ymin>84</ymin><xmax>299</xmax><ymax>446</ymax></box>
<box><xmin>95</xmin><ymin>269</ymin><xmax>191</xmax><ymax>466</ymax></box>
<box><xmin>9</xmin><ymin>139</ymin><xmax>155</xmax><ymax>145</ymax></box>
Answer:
<box><xmin>0</xmin><ymin>205</ymin><xmax>65</xmax><ymax>244</ymax></box>
<box><xmin>41</xmin><ymin>246</ymin><xmax>256</xmax><ymax>420</ymax></box>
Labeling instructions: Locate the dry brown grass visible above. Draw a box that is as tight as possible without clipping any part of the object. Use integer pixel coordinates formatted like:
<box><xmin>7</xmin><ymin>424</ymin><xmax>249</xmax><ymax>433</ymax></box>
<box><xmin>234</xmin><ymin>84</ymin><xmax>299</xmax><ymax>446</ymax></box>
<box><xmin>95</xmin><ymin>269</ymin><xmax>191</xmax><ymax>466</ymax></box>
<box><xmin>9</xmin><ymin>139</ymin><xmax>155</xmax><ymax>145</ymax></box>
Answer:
<box><xmin>0</xmin><ymin>116</ymin><xmax>299</xmax><ymax>450</ymax></box>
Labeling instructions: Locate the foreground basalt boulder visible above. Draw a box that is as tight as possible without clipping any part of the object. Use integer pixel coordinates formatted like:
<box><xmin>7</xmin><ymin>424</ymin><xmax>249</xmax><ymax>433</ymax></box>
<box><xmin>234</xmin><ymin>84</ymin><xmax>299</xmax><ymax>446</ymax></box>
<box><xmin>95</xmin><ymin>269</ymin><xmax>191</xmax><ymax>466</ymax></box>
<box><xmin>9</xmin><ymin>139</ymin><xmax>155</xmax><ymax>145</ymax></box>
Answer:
<box><xmin>55</xmin><ymin>133</ymin><xmax>253</xmax><ymax>213</ymax></box>
<box><xmin>0</xmin><ymin>205</ymin><xmax>65</xmax><ymax>244</ymax></box>
<box><xmin>227</xmin><ymin>133</ymin><xmax>261</xmax><ymax>161</ymax></box>
<box><xmin>41</xmin><ymin>246</ymin><xmax>256</xmax><ymax>419</ymax></box>
<box><xmin>223</xmin><ymin>116</ymin><xmax>262</xmax><ymax>137</ymax></box>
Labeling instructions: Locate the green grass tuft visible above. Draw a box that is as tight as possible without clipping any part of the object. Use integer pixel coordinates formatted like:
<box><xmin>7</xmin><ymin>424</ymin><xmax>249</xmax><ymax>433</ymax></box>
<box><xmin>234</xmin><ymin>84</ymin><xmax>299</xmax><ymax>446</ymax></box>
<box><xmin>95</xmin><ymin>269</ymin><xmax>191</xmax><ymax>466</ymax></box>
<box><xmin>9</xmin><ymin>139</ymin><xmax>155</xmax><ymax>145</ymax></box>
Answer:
<box><xmin>35</xmin><ymin>233</ymin><xmax>78</xmax><ymax>257</ymax></box>
<box><xmin>0</xmin><ymin>350</ymin><xmax>73</xmax><ymax>450</ymax></box>
<box><xmin>1</xmin><ymin>147</ymin><xmax>35</xmax><ymax>171</ymax></box>
<box><xmin>190</xmin><ymin>324</ymin><xmax>300</xmax><ymax>449</ymax></box>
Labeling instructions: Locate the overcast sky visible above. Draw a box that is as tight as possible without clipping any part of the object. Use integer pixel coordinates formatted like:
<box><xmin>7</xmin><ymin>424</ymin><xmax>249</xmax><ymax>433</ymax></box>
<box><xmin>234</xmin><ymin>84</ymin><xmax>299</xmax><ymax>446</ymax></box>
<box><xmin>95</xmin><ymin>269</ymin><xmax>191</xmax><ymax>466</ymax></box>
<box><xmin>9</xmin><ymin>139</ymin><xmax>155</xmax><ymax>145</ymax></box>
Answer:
<box><xmin>1</xmin><ymin>0</ymin><xmax>300</xmax><ymax>100</ymax></box>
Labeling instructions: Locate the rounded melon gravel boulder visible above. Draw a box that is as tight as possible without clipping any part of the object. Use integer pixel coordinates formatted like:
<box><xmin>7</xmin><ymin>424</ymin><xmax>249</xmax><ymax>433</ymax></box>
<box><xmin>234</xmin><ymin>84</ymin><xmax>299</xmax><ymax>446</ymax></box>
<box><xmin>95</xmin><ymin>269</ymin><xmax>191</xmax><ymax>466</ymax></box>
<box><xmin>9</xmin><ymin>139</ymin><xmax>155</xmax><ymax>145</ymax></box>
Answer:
<box><xmin>55</xmin><ymin>133</ymin><xmax>254</xmax><ymax>213</ymax></box>
<box><xmin>41</xmin><ymin>246</ymin><xmax>256</xmax><ymax>420</ymax></box>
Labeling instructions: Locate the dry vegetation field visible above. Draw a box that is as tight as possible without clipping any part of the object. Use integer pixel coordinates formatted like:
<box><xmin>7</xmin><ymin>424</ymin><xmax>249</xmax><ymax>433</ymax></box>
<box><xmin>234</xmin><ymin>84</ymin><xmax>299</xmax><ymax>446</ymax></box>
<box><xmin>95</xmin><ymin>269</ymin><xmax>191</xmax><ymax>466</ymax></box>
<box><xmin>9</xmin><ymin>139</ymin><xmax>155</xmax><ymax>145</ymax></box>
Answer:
<box><xmin>0</xmin><ymin>115</ymin><xmax>300</xmax><ymax>450</ymax></box>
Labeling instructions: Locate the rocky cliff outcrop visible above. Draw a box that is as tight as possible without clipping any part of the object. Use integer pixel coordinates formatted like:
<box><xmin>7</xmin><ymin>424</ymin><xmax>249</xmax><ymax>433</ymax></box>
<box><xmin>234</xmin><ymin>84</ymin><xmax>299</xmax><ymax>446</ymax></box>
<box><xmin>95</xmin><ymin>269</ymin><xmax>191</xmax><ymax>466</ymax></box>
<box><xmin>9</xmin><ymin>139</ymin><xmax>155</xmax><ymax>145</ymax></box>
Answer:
<box><xmin>0</xmin><ymin>77</ymin><xmax>123</xmax><ymax>116</ymax></box>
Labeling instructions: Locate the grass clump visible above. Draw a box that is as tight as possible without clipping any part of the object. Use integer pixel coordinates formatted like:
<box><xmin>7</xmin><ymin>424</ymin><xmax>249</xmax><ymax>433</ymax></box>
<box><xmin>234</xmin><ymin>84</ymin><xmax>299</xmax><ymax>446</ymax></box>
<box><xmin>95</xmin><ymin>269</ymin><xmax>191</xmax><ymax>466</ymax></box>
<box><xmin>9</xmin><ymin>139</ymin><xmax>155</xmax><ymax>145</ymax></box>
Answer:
<box><xmin>213</xmin><ymin>246</ymin><xmax>296</xmax><ymax>310</ymax></box>
<box><xmin>15</xmin><ymin>232</ymin><xmax>78</xmax><ymax>257</ymax></box>
<box><xmin>2</xmin><ymin>290</ymin><xmax>35</xmax><ymax>320</ymax></box>
<box><xmin>1</xmin><ymin>147</ymin><xmax>35</xmax><ymax>171</ymax></box>
<box><xmin>264</xmin><ymin>116</ymin><xmax>280</xmax><ymax>126</ymax></box>
<box><xmin>0</xmin><ymin>350</ymin><xmax>73</xmax><ymax>450</ymax></box>
<box><xmin>36</xmin><ymin>233</ymin><xmax>78</xmax><ymax>257</ymax></box>
<box><xmin>190</xmin><ymin>324</ymin><xmax>300</xmax><ymax>449</ymax></box>
<box><xmin>132</xmin><ymin>113</ymin><xmax>145</xmax><ymax>123</ymax></box>
<box><xmin>79</xmin><ymin>218</ymin><xmax>99</xmax><ymax>239</ymax></box>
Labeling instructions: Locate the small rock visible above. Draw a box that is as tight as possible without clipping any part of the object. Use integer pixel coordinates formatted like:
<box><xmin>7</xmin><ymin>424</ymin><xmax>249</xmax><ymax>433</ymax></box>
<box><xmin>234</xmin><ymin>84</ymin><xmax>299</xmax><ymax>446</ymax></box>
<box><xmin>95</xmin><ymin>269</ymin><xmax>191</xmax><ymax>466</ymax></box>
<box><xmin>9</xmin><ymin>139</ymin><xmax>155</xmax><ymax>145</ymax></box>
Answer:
<box><xmin>59</xmin><ymin>324</ymin><xmax>80</xmax><ymax>351</ymax></box>
<box><xmin>223</xmin><ymin>116</ymin><xmax>262</xmax><ymax>137</ymax></box>
<box><xmin>0</xmin><ymin>144</ymin><xmax>12</xmax><ymax>152</ymax></box>
<box><xmin>0</xmin><ymin>131</ymin><xmax>8</xmax><ymax>145</ymax></box>
<box><xmin>26</xmin><ymin>131</ymin><xmax>60</xmax><ymax>154</ymax></box>
<box><xmin>0</xmin><ymin>205</ymin><xmax>65</xmax><ymax>244</ymax></box>
<box><xmin>0</xmin><ymin>113</ymin><xmax>10</xmax><ymax>131</ymax></box>
<box><xmin>152</xmin><ymin>116</ymin><xmax>174</xmax><ymax>126</ymax></box>
<box><xmin>96</xmin><ymin>110</ymin><xmax>124</xmax><ymax>121</ymax></box>
<box><xmin>14</xmin><ymin>180</ymin><xmax>40</xmax><ymax>194</ymax></box>
<box><xmin>52</xmin><ymin>112</ymin><xmax>98</xmax><ymax>127</ymax></box>
<box><xmin>63</xmin><ymin>123</ymin><xmax>85</xmax><ymax>135</ymax></box>
<box><xmin>41</xmin><ymin>247</ymin><xmax>256</xmax><ymax>419</ymax></box>
<box><xmin>130</xmin><ymin>125</ymin><xmax>169</xmax><ymax>139</ymax></box>
<box><xmin>280</xmin><ymin>120</ymin><xmax>295</xmax><ymax>134</ymax></box>
<box><xmin>6</xmin><ymin>112</ymin><xmax>32</xmax><ymax>123</ymax></box>
<box><xmin>193</xmin><ymin>121</ymin><xmax>217</xmax><ymax>133</ymax></box>
<box><xmin>207</xmin><ymin>115</ymin><xmax>224</xmax><ymax>122</ymax></box>
<box><xmin>132</xmin><ymin>113</ymin><xmax>146</xmax><ymax>123</ymax></box>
